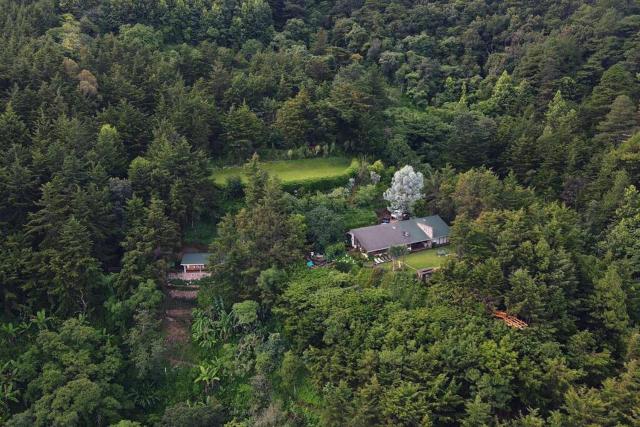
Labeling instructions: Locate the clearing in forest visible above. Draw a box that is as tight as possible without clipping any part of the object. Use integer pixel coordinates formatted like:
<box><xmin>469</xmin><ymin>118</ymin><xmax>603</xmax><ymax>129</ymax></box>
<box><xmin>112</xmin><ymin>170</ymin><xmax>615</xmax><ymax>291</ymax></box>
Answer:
<box><xmin>211</xmin><ymin>156</ymin><xmax>353</xmax><ymax>185</ymax></box>
<box><xmin>162</xmin><ymin>283</ymin><xmax>199</xmax><ymax>366</ymax></box>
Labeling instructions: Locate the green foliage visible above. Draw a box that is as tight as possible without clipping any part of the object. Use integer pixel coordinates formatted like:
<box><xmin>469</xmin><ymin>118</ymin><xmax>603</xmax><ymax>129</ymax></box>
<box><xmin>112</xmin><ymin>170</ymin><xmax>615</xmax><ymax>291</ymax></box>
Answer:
<box><xmin>205</xmin><ymin>158</ymin><xmax>306</xmax><ymax>301</ymax></box>
<box><xmin>212</xmin><ymin>157</ymin><xmax>356</xmax><ymax>193</ymax></box>
<box><xmin>8</xmin><ymin>318</ymin><xmax>125</xmax><ymax>426</ymax></box>
<box><xmin>232</xmin><ymin>300</ymin><xmax>259</xmax><ymax>327</ymax></box>
<box><xmin>4</xmin><ymin>0</ymin><xmax>640</xmax><ymax>424</ymax></box>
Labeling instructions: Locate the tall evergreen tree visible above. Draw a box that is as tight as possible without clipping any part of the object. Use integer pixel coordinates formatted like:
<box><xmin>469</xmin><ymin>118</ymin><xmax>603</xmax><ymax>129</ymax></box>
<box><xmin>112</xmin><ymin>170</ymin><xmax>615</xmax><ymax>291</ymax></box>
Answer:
<box><xmin>38</xmin><ymin>216</ymin><xmax>102</xmax><ymax>316</ymax></box>
<box><xmin>595</xmin><ymin>95</ymin><xmax>639</xmax><ymax>146</ymax></box>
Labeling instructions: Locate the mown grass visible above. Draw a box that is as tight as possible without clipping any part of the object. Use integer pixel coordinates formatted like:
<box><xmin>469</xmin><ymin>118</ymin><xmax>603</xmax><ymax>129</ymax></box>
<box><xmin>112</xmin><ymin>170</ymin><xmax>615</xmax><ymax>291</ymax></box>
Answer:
<box><xmin>381</xmin><ymin>247</ymin><xmax>449</xmax><ymax>270</ymax></box>
<box><xmin>211</xmin><ymin>157</ymin><xmax>353</xmax><ymax>185</ymax></box>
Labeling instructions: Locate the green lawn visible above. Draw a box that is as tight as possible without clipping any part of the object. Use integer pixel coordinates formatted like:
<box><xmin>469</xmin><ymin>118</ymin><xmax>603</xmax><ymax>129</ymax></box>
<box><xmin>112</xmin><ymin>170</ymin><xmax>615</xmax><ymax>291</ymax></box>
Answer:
<box><xmin>212</xmin><ymin>157</ymin><xmax>353</xmax><ymax>185</ymax></box>
<box><xmin>381</xmin><ymin>248</ymin><xmax>450</xmax><ymax>270</ymax></box>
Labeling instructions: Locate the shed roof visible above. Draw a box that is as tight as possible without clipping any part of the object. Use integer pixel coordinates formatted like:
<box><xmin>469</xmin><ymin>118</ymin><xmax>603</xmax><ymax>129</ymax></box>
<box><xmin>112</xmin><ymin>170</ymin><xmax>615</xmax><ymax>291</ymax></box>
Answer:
<box><xmin>180</xmin><ymin>252</ymin><xmax>211</xmax><ymax>266</ymax></box>
<box><xmin>349</xmin><ymin>215</ymin><xmax>449</xmax><ymax>253</ymax></box>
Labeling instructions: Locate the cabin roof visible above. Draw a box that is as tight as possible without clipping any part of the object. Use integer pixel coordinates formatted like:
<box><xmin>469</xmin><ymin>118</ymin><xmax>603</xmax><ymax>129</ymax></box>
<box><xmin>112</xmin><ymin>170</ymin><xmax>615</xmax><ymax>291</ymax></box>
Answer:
<box><xmin>349</xmin><ymin>215</ymin><xmax>449</xmax><ymax>253</ymax></box>
<box><xmin>180</xmin><ymin>252</ymin><xmax>211</xmax><ymax>266</ymax></box>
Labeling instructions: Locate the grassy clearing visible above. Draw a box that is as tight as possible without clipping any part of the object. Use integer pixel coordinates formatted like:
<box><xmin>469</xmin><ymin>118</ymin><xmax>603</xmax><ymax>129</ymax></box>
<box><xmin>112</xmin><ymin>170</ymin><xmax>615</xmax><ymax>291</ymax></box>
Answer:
<box><xmin>212</xmin><ymin>157</ymin><xmax>353</xmax><ymax>185</ymax></box>
<box><xmin>381</xmin><ymin>248</ymin><xmax>450</xmax><ymax>270</ymax></box>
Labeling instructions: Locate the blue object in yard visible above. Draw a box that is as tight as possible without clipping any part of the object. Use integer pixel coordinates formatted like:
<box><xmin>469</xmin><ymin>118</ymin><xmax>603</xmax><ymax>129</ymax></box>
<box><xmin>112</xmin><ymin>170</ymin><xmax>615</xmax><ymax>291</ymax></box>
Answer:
<box><xmin>307</xmin><ymin>260</ymin><xmax>314</xmax><ymax>268</ymax></box>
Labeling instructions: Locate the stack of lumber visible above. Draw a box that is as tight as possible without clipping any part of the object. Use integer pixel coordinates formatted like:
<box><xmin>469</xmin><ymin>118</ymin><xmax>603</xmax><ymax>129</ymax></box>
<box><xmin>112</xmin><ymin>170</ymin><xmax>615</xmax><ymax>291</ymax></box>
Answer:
<box><xmin>492</xmin><ymin>311</ymin><xmax>528</xmax><ymax>329</ymax></box>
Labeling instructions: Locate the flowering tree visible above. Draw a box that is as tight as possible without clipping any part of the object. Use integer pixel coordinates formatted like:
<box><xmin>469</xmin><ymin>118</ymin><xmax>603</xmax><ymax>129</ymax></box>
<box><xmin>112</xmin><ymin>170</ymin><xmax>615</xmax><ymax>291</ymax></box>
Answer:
<box><xmin>383</xmin><ymin>165</ymin><xmax>424</xmax><ymax>216</ymax></box>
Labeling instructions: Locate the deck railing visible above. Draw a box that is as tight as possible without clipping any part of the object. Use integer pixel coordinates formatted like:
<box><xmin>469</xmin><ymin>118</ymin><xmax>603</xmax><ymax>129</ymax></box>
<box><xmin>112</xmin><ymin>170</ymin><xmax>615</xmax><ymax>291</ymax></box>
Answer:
<box><xmin>167</xmin><ymin>271</ymin><xmax>211</xmax><ymax>281</ymax></box>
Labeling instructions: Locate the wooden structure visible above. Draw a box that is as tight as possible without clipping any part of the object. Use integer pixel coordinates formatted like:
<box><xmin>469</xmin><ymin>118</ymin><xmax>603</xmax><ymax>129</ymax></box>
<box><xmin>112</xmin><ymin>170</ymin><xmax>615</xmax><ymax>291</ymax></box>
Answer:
<box><xmin>492</xmin><ymin>311</ymin><xmax>528</xmax><ymax>329</ymax></box>
<box><xmin>168</xmin><ymin>252</ymin><xmax>212</xmax><ymax>282</ymax></box>
<box><xmin>180</xmin><ymin>252</ymin><xmax>210</xmax><ymax>273</ymax></box>
<box><xmin>416</xmin><ymin>267</ymin><xmax>437</xmax><ymax>281</ymax></box>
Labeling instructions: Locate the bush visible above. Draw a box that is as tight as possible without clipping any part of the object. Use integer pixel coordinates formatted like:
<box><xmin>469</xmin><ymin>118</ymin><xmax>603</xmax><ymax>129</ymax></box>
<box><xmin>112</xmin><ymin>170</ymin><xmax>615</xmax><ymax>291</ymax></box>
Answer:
<box><xmin>232</xmin><ymin>300</ymin><xmax>259</xmax><ymax>327</ymax></box>
<box><xmin>354</xmin><ymin>184</ymin><xmax>381</xmax><ymax>208</ymax></box>
<box><xmin>334</xmin><ymin>255</ymin><xmax>357</xmax><ymax>272</ymax></box>
<box><xmin>225</xmin><ymin>176</ymin><xmax>244</xmax><ymax>198</ymax></box>
<box><xmin>325</xmin><ymin>242</ymin><xmax>346</xmax><ymax>261</ymax></box>
<box><xmin>342</xmin><ymin>208</ymin><xmax>377</xmax><ymax>231</ymax></box>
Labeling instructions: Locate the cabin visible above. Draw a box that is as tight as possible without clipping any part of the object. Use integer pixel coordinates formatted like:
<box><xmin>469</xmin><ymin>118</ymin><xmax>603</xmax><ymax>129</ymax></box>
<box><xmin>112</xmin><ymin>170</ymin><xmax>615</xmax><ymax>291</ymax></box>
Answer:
<box><xmin>180</xmin><ymin>252</ymin><xmax>210</xmax><ymax>273</ymax></box>
<box><xmin>167</xmin><ymin>252</ymin><xmax>212</xmax><ymax>282</ymax></box>
<box><xmin>348</xmin><ymin>215</ymin><xmax>450</xmax><ymax>255</ymax></box>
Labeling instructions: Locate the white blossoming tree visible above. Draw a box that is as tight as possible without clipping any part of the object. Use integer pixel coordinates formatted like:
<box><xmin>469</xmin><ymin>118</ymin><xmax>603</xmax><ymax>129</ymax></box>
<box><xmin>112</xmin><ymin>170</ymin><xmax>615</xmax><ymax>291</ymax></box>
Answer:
<box><xmin>383</xmin><ymin>165</ymin><xmax>424</xmax><ymax>217</ymax></box>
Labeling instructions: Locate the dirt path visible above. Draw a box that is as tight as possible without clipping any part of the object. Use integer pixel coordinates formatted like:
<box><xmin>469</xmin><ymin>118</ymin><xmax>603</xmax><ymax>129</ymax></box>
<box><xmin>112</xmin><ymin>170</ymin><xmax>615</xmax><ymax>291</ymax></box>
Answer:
<box><xmin>162</xmin><ymin>284</ymin><xmax>199</xmax><ymax>366</ymax></box>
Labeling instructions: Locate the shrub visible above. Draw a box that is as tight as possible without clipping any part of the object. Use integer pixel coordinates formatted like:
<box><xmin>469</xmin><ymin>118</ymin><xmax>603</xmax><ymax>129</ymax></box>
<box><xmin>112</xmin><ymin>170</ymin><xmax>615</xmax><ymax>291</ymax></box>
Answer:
<box><xmin>325</xmin><ymin>242</ymin><xmax>347</xmax><ymax>261</ymax></box>
<box><xmin>343</xmin><ymin>208</ymin><xmax>377</xmax><ymax>231</ymax></box>
<box><xmin>354</xmin><ymin>184</ymin><xmax>381</xmax><ymax>208</ymax></box>
<box><xmin>225</xmin><ymin>176</ymin><xmax>244</xmax><ymax>198</ymax></box>
<box><xmin>232</xmin><ymin>300</ymin><xmax>260</xmax><ymax>327</ymax></box>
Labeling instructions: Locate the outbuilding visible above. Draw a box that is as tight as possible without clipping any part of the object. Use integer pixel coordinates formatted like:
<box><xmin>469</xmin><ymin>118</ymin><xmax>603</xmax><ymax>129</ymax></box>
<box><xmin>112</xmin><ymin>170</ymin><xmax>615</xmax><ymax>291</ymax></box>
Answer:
<box><xmin>180</xmin><ymin>252</ymin><xmax>211</xmax><ymax>273</ymax></box>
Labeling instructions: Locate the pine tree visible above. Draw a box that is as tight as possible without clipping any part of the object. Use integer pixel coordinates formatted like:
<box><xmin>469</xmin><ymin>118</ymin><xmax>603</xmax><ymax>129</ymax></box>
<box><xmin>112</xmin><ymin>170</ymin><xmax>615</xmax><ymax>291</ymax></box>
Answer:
<box><xmin>116</xmin><ymin>197</ymin><xmax>178</xmax><ymax>296</ymax></box>
<box><xmin>209</xmin><ymin>161</ymin><xmax>305</xmax><ymax>300</ymax></box>
<box><xmin>505</xmin><ymin>268</ymin><xmax>544</xmax><ymax>323</ymax></box>
<box><xmin>89</xmin><ymin>124</ymin><xmax>127</xmax><ymax>177</ymax></box>
<box><xmin>222</xmin><ymin>103</ymin><xmax>266</xmax><ymax>162</ymax></box>
<box><xmin>0</xmin><ymin>103</ymin><xmax>29</xmax><ymax>151</ymax></box>
<box><xmin>461</xmin><ymin>395</ymin><xmax>492</xmax><ymax>427</ymax></box>
<box><xmin>26</xmin><ymin>176</ymin><xmax>71</xmax><ymax>247</ymax></box>
<box><xmin>274</xmin><ymin>88</ymin><xmax>313</xmax><ymax>147</ymax></box>
<box><xmin>41</xmin><ymin>216</ymin><xmax>101</xmax><ymax>316</ymax></box>
<box><xmin>590</xmin><ymin>265</ymin><xmax>629</xmax><ymax>338</ymax></box>
<box><xmin>243</xmin><ymin>153</ymin><xmax>269</xmax><ymax>208</ymax></box>
<box><xmin>585</xmin><ymin>63</ymin><xmax>637</xmax><ymax>125</ymax></box>
<box><xmin>0</xmin><ymin>233</ymin><xmax>33</xmax><ymax>316</ymax></box>
<box><xmin>595</xmin><ymin>95</ymin><xmax>639</xmax><ymax>146</ymax></box>
<box><xmin>0</xmin><ymin>152</ymin><xmax>38</xmax><ymax>229</ymax></box>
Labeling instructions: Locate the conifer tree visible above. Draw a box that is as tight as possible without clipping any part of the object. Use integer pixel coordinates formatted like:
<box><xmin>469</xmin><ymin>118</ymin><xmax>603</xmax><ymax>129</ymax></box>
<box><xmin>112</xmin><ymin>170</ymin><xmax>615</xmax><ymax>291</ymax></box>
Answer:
<box><xmin>89</xmin><ymin>124</ymin><xmax>127</xmax><ymax>177</ymax></box>
<box><xmin>41</xmin><ymin>216</ymin><xmax>101</xmax><ymax>316</ymax></box>
<box><xmin>0</xmin><ymin>103</ymin><xmax>29</xmax><ymax>151</ymax></box>
<box><xmin>590</xmin><ymin>265</ymin><xmax>629</xmax><ymax>339</ymax></box>
<box><xmin>595</xmin><ymin>95</ymin><xmax>639</xmax><ymax>146</ymax></box>
<box><xmin>222</xmin><ymin>103</ymin><xmax>266</xmax><ymax>162</ymax></box>
<box><xmin>275</xmin><ymin>88</ymin><xmax>313</xmax><ymax>147</ymax></box>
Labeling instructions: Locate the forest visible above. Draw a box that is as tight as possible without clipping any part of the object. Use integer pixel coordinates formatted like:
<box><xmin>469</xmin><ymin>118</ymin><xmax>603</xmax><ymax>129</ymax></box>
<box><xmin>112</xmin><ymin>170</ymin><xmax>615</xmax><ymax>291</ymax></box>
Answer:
<box><xmin>2</xmin><ymin>0</ymin><xmax>640</xmax><ymax>425</ymax></box>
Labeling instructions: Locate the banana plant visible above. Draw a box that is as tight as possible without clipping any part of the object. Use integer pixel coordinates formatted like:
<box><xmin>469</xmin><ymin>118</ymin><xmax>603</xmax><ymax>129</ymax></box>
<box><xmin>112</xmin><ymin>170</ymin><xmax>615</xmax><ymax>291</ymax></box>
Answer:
<box><xmin>0</xmin><ymin>361</ymin><xmax>18</xmax><ymax>420</ymax></box>
<box><xmin>0</xmin><ymin>322</ymin><xmax>25</xmax><ymax>344</ymax></box>
<box><xmin>194</xmin><ymin>358</ymin><xmax>222</xmax><ymax>394</ymax></box>
<box><xmin>30</xmin><ymin>309</ymin><xmax>51</xmax><ymax>331</ymax></box>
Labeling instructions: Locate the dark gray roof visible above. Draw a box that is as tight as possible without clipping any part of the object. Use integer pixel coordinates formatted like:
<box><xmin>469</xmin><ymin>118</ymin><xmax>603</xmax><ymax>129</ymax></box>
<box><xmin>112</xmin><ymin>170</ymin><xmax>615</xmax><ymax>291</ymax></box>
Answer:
<box><xmin>349</xmin><ymin>215</ymin><xmax>449</xmax><ymax>253</ymax></box>
<box><xmin>416</xmin><ymin>215</ymin><xmax>450</xmax><ymax>239</ymax></box>
<box><xmin>180</xmin><ymin>252</ymin><xmax>211</xmax><ymax>265</ymax></box>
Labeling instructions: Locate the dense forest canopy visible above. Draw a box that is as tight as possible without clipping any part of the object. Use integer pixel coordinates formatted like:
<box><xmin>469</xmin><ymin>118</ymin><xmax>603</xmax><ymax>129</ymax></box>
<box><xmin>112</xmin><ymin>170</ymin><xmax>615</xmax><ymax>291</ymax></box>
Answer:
<box><xmin>2</xmin><ymin>0</ymin><xmax>640</xmax><ymax>425</ymax></box>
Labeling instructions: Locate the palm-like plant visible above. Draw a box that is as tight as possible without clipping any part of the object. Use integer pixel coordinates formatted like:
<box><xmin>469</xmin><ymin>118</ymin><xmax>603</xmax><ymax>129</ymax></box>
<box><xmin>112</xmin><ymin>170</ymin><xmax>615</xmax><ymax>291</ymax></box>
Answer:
<box><xmin>30</xmin><ymin>309</ymin><xmax>51</xmax><ymax>331</ymax></box>
<box><xmin>0</xmin><ymin>361</ymin><xmax>18</xmax><ymax>420</ymax></box>
<box><xmin>0</xmin><ymin>322</ymin><xmax>25</xmax><ymax>344</ymax></box>
<box><xmin>191</xmin><ymin>309</ymin><xmax>217</xmax><ymax>350</ymax></box>
<box><xmin>194</xmin><ymin>359</ymin><xmax>222</xmax><ymax>394</ymax></box>
<box><xmin>216</xmin><ymin>310</ymin><xmax>234</xmax><ymax>340</ymax></box>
